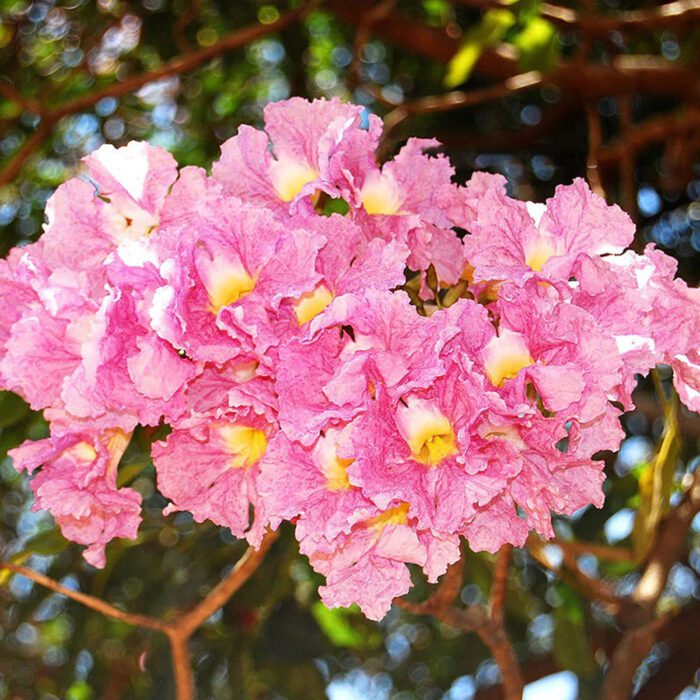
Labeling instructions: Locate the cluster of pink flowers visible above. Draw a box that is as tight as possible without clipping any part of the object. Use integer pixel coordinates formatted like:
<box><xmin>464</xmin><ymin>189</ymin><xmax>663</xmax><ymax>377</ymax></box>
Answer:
<box><xmin>2</xmin><ymin>98</ymin><xmax>699</xmax><ymax>620</ymax></box>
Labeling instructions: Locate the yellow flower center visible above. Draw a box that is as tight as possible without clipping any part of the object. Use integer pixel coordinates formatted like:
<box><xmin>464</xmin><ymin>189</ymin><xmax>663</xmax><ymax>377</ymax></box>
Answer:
<box><xmin>360</xmin><ymin>172</ymin><xmax>402</xmax><ymax>216</ymax></box>
<box><xmin>205</xmin><ymin>262</ymin><xmax>255</xmax><ymax>314</ymax></box>
<box><xmin>367</xmin><ymin>502</ymin><xmax>410</xmax><ymax>530</ymax></box>
<box><xmin>68</xmin><ymin>441</ymin><xmax>98</xmax><ymax>463</ymax></box>
<box><xmin>396</xmin><ymin>397</ymin><xmax>458</xmax><ymax>466</ymax></box>
<box><xmin>269</xmin><ymin>157</ymin><xmax>319</xmax><ymax>202</ymax></box>
<box><xmin>314</xmin><ymin>430</ymin><xmax>354</xmax><ymax>491</ymax></box>
<box><xmin>414</xmin><ymin>428</ymin><xmax>457</xmax><ymax>466</ymax></box>
<box><xmin>483</xmin><ymin>329</ymin><xmax>534</xmax><ymax>387</ymax></box>
<box><xmin>217</xmin><ymin>424</ymin><xmax>267</xmax><ymax>469</ymax></box>
<box><xmin>524</xmin><ymin>235</ymin><xmax>558</xmax><ymax>272</ymax></box>
<box><xmin>325</xmin><ymin>455</ymin><xmax>353</xmax><ymax>492</ymax></box>
<box><xmin>293</xmin><ymin>284</ymin><xmax>334</xmax><ymax>326</ymax></box>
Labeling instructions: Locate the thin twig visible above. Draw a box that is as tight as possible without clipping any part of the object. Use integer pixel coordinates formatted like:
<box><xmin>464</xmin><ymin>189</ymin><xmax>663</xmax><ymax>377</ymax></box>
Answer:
<box><xmin>598</xmin><ymin>107</ymin><xmax>700</xmax><ymax>165</ymax></box>
<box><xmin>173</xmin><ymin>0</ymin><xmax>203</xmax><ymax>52</ymax></box>
<box><xmin>0</xmin><ymin>4</ymin><xmax>315</xmax><ymax>189</ymax></box>
<box><xmin>528</xmin><ymin>537</ymin><xmax>622</xmax><ymax>611</ymax></box>
<box><xmin>552</xmin><ymin>538</ymin><xmax>634</xmax><ymax>563</ymax></box>
<box><xmin>489</xmin><ymin>544</ymin><xmax>511</xmax><ymax>627</ymax></box>
<box><xmin>586</xmin><ymin>103</ymin><xmax>606</xmax><ymax>198</ymax></box>
<box><xmin>1</xmin><ymin>532</ymin><xmax>279</xmax><ymax>700</ymax></box>
<box><xmin>0</xmin><ymin>81</ymin><xmax>43</xmax><ymax>115</ymax></box>
<box><xmin>397</xmin><ymin>547</ymin><xmax>524</xmax><ymax>700</ymax></box>
<box><xmin>174</xmin><ymin>530</ymin><xmax>278</xmax><ymax>635</ymax></box>
<box><xmin>618</xmin><ymin>97</ymin><xmax>637</xmax><ymax>220</ymax></box>
<box><xmin>452</xmin><ymin>0</ymin><xmax>700</xmax><ymax>34</ymax></box>
<box><xmin>380</xmin><ymin>70</ymin><xmax>543</xmax><ymax>147</ymax></box>
<box><xmin>0</xmin><ymin>119</ymin><xmax>54</xmax><ymax>188</ymax></box>
<box><xmin>48</xmin><ymin>3</ymin><xmax>314</xmax><ymax>120</ymax></box>
<box><xmin>0</xmin><ymin>562</ymin><xmax>167</xmax><ymax>632</ymax></box>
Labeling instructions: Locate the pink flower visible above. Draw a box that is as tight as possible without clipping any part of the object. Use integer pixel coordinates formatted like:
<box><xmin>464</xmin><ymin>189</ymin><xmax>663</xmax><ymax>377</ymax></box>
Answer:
<box><xmin>39</xmin><ymin>142</ymin><xmax>177</xmax><ymax>281</ymax></box>
<box><xmin>151</xmin><ymin>407</ymin><xmax>275</xmax><ymax>546</ymax></box>
<box><xmin>212</xmin><ymin>97</ymin><xmax>381</xmax><ymax>214</ymax></box>
<box><xmin>258</xmin><ymin>425</ymin><xmax>375</xmax><ymax>542</ymax></box>
<box><xmin>275</xmin><ymin>290</ymin><xmax>458</xmax><ymax>445</ymax></box>
<box><xmin>150</xmin><ymin>169</ymin><xmax>325</xmax><ymax>365</ymax></box>
<box><xmin>307</xmin><ymin>502</ymin><xmax>460</xmax><ymax>621</ymax></box>
<box><xmin>351</xmin><ymin>139</ymin><xmax>458</xmax><ymax>225</ymax></box>
<box><xmin>462</xmin><ymin>178</ymin><xmax>634</xmax><ymax>284</ymax></box>
<box><xmin>571</xmin><ymin>245</ymin><xmax>700</xmax><ymax>410</ymax></box>
<box><xmin>62</xmin><ymin>258</ymin><xmax>196</xmax><ymax>429</ymax></box>
<box><xmin>9</xmin><ymin>429</ymin><xmax>141</xmax><ymax>568</ymax></box>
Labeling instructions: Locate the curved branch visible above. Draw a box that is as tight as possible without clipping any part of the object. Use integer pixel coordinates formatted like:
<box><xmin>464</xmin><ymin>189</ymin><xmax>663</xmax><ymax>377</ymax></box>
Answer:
<box><xmin>0</xmin><ymin>119</ymin><xmax>53</xmax><ymax>188</ymax></box>
<box><xmin>0</xmin><ymin>4</ymin><xmax>315</xmax><ymax>189</ymax></box>
<box><xmin>48</xmin><ymin>3</ymin><xmax>315</xmax><ymax>120</ymax></box>
<box><xmin>454</xmin><ymin>0</ymin><xmax>700</xmax><ymax>35</ymax></box>
<box><xmin>0</xmin><ymin>562</ymin><xmax>167</xmax><ymax>632</ymax></box>
<box><xmin>173</xmin><ymin>530</ymin><xmax>278</xmax><ymax>636</ymax></box>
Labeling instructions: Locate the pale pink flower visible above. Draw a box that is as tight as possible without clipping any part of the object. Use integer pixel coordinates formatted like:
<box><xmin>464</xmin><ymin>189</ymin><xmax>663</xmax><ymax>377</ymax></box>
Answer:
<box><xmin>9</xmin><ymin>429</ymin><xmax>140</xmax><ymax>568</ymax></box>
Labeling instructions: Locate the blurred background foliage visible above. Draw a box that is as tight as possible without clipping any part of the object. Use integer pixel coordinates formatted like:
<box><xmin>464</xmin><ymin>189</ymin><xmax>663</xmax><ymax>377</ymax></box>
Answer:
<box><xmin>1</xmin><ymin>0</ymin><xmax>700</xmax><ymax>698</ymax></box>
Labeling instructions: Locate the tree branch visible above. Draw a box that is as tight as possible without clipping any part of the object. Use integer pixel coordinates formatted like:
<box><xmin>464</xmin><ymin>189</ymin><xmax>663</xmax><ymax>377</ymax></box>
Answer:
<box><xmin>48</xmin><ymin>3</ymin><xmax>315</xmax><ymax>120</ymax></box>
<box><xmin>1</xmin><ymin>531</ymin><xmax>279</xmax><ymax>700</ymax></box>
<box><xmin>380</xmin><ymin>71</ymin><xmax>543</xmax><ymax>145</ymax></box>
<box><xmin>172</xmin><ymin>530</ymin><xmax>278</xmax><ymax>636</ymax></box>
<box><xmin>586</xmin><ymin>103</ymin><xmax>606</xmax><ymax>198</ymax></box>
<box><xmin>0</xmin><ymin>3</ymin><xmax>315</xmax><ymax>189</ymax></box>
<box><xmin>0</xmin><ymin>562</ymin><xmax>167</xmax><ymax>632</ymax></box>
<box><xmin>489</xmin><ymin>544</ymin><xmax>511</xmax><ymax>627</ymax></box>
<box><xmin>453</xmin><ymin>0</ymin><xmax>700</xmax><ymax>35</ymax></box>
<box><xmin>600</xmin><ymin>469</ymin><xmax>700</xmax><ymax>699</ymax></box>
<box><xmin>0</xmin><ymin>119</ymin><xmax>54</xmax><ymax>188</ymax></box>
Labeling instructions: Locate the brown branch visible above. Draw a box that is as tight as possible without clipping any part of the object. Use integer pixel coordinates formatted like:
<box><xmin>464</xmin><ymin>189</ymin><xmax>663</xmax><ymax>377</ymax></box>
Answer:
<box><xmin>617</xmin><ymin>97</ymin><xmax>637</xmax><ymax>220</ymax></box>
<box><xmin>528</xmin><ymin>537</ymin><xmax>622</xmax><ymax>612</ymax></box>
<box><xmin>397</xmin><ymin>548</ymin><xmax>523</xmax><ymax>700</ymax></box>
<box><xmin>598</xmin><ymin>108</ymin><xmax>700</xmax><ymax>165</ymax></box>
<box><xmin>552</xmin><ymin>538</ymin><xmax>634</xmax><ymax>563</ymax></box>
<box><xmin>173</xmin><ymin>0</ymin><xmax>203</xmax><ymax>53</ymax></box>
<box><xmin>633</xmin><ymin>471</ymin><xmax>700</xmax><ymax>611</ymax></box>
<box><xmin>0</xmin><ymin>81</ymin><xmax>43</xmax><ymax>115</ymax></box>
<box><xmin>586</xmin><ymin>103</ymin><xmax>605</xmax><ymax>198</ymax></box>
<box><xmin>48</xmin><ymin>4</ymin><xmax>314</xmax><ymax>120</ymax></box>
<box><xmin>1</xmin><ymin>531</ymin><xmax>279</xmax><ymax>700</ymax></box>
<box><xmin>173</xmin><ymin>530</ymin><xmax>278</xmax><ymax>635</ymax></box>
<box><xmin>381</xmin><ymin>70</ymin><xmax>543</xmax><ymax>144</ymax></box>
<box><xmin>328</xmin><ymin>0</ymin><xmax>700</xmax><ymax>97</ymax></box>
<box><xmin>600</xmin><ymin>469</ymin><xmax>700</xmax><ymax>700</ymax></box>
<box><xmin>167</xmin><ymin>629</ymin><xmax>195</xmax><ymax>700</ymax></box>
<box><xmin>0</xmin><ymin>119</ymin><xmax>53</xmax><ymax>188</ymax></box>
<box><xmin>453</xmin><ymin>0</ymin><xmax>700</xmax><ymax>35</ymax></box>
<box><xmin>0</xmin><ymin>562</ymin><xmax>167</xmax><ymax>632</ymax></box>
<box><xmin>349</xmin><ymin>0</ymin><xmax>398</xmax><ymax>90</ymax></box>
<box><xmin>0</xmin><ymin>4</ymin><xmax>314</xmax><ymax>189</ymax></box>
<box><xmin>489</xmin><ymin>544</ymin><xmax>511</xmax><ymax>627</ymax></box>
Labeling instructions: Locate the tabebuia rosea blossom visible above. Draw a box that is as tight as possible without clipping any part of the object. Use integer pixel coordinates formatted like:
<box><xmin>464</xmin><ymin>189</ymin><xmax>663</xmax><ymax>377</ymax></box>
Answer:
<box><xmin>3</xmin><ymin>98</ymin><xmax>699</xmax><ymax>620</ymax></box>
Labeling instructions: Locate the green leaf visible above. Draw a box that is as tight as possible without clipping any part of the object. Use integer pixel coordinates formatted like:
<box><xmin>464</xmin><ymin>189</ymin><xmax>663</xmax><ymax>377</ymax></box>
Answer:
<box><xmin>513</xmin><ymin>16</ymin><xmax>561</xmax><ymax>72</ymax></box>
<box><xmin>553</xmin><ymin>588</ymin><xmax>597</xmax><ymax>678</ymax></box>
<box><xmin>445</xmin><ymin>9</ymin><xmax>516</xmax><ymax>88</ymax></box>
<box><xmin>24</xmin><ymin>528</ymin><xmax>69</xmax><ymax>556</ymax></box>
<box><xmin>322</xmin><ymin>197</ymin><xmax>350</xmax><ymax>216</ymax></box>
<box><xmin>632</xmin><ymin>382</ymin><xmax>680</xmax><ymax>560</ymax></box>
<box><xmin>311</xmin><ymin>602</ymin><xmax>380</xmax><ymax>650</ymax></box>
<box><xmin>66</xmin><ymin>680</ymin><xmax>93</xmax><ymax>700</ymax></box>
<box><xmin>0</xmin><ymin>391</ymin><xmax>30</xmax><ymax>428</ymax></box>
<box><xmin>116</xmin><ymin>461</ymin><xmax>150</xmax><ymax>487</ymax></box>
